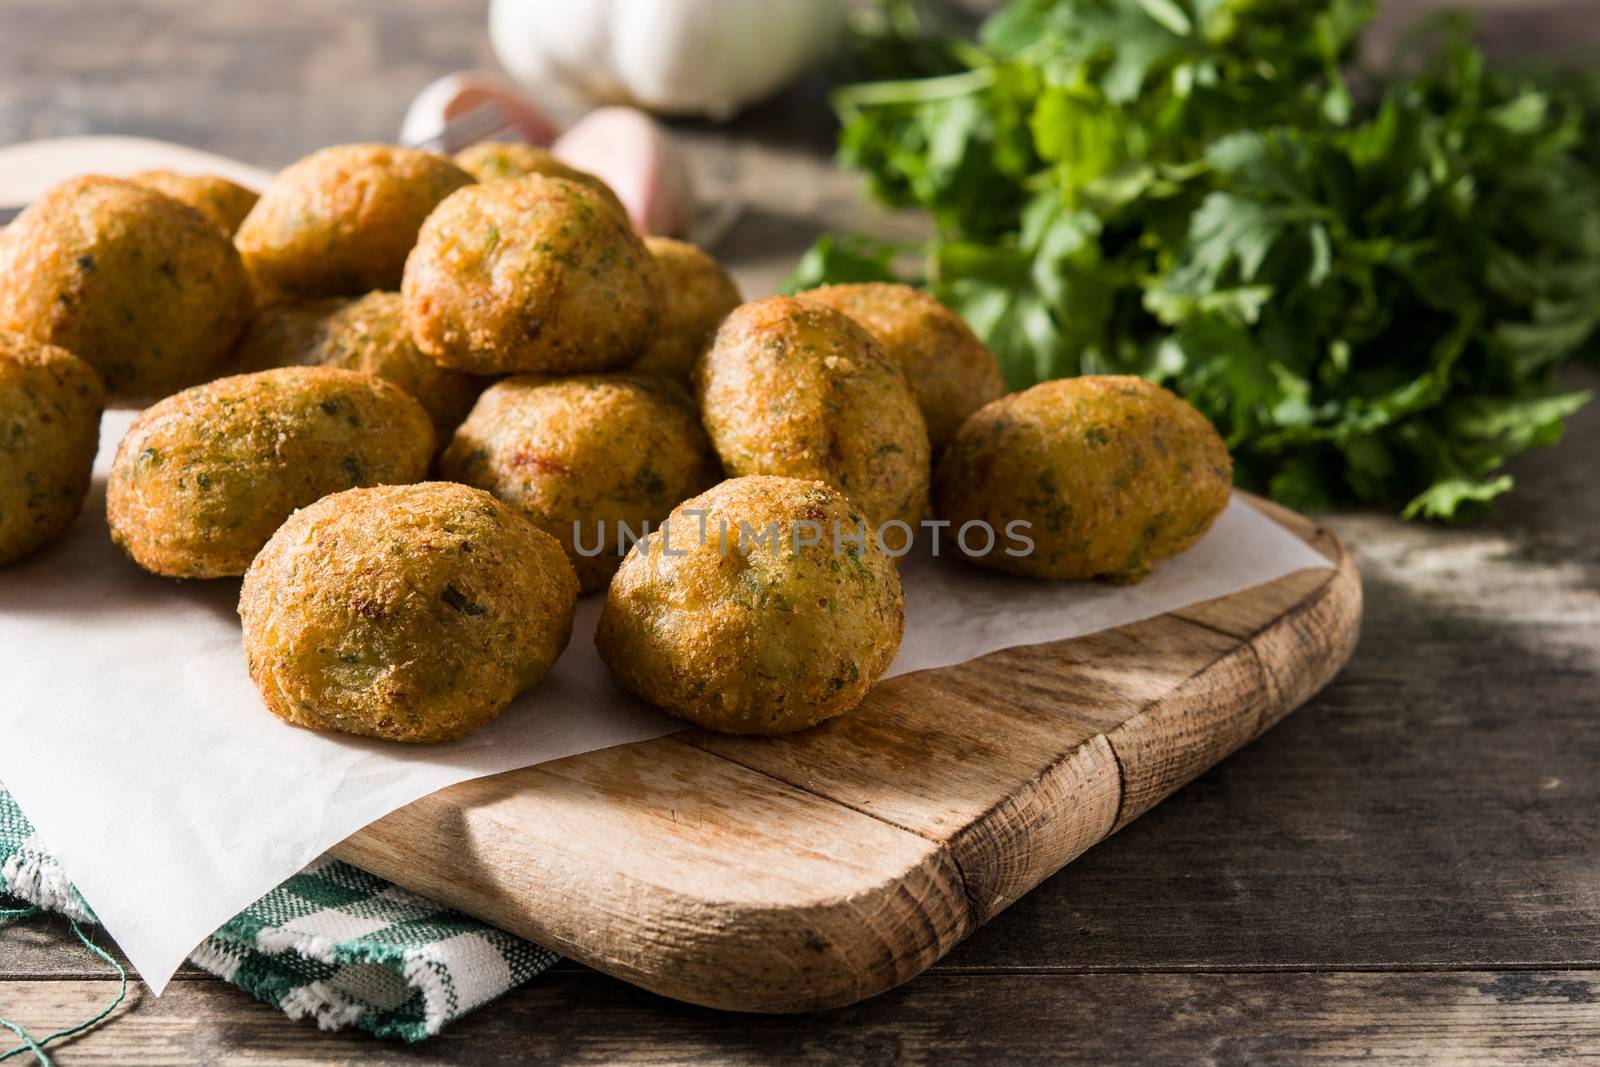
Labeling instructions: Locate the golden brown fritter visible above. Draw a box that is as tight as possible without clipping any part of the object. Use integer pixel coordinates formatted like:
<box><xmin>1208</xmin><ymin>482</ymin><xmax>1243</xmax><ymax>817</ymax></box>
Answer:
<box><xmin>0</xmin><ymin>176</ymin><xmax>254</xmax><ymax>403</ymax></box>
<box><xmin>452</xmin><ymin>141</ymin><xmax>627</xmax><ymax>219</ymax></box>
<box><xmin>935</xmin><ymin>376</ymin><xmax>1233</xmax><ymax>582</ymax></box>
<box><xmin>239</xmin><ymin>481</ymin><xmax>578</xmax><ymax>743</ymax></box>
<box><xmin>798</xmin><ymin>282</ymin><xmax>1007</xmax><ymax>451</ymax></box>
<box><xmin>0</xmin><ymin>333</ymin><xmax>104</xmax><ymax>566</ymax></box>
<box><xmin>107</xmin><ymin>366</ymin><xmax>435</xmax><ymax>578</ymax></box>
<box><xmin>235</xmin><ymin>144</ymin><xmax>474</xmax><ymax>298</ymax></box>
<box><xmin>232</xmin><ymin>291</ymin><xmax>487</xmax><ymax>440</ymax></box>
<box><xmin>128</xmin><ymin>170</ymin><xmax>260</xmax><ymax>237</ymax></box>
<box><xmin>695</xmin><ymin>296</ymin><xmax>930</xmax><ymax>529</ymax></box>
<box><xmin>402</xmin><ymin>176</ymin><xmax>662</xmax><ymax>375</ymax></box>
<box><xmin>596</xmin><ymin>476</ymin><xmax>903</xmax><ymax>735</ymax></box>
<box><xmin>631</xmin><ymin>237</ymin><xmax>741</xmax><ymax>380</ymax></box>
<box><xmin>439</xmin><ymin>373</ymin><xmax>719</xmax><ymax>592</ymax></box>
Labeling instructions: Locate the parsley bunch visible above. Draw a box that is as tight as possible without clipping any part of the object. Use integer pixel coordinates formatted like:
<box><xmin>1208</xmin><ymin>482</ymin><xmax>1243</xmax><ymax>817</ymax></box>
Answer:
<box><xmin>790</xmin><ymin>0</ymin><xmax>1598</xmax><ymax>518</ymax></box>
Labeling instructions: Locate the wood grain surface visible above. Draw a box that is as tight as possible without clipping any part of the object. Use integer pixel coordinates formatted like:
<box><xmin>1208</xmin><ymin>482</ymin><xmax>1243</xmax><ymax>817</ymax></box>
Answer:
<box><xmin>5</xmin><ymin>970</ymin><xmax>1600</xmax><ymax>1066</ymax></box>
<box><xmin>3</xmin><ymin>0</ymin><xmax>1600</xmax><ymax>1063</ymax></box>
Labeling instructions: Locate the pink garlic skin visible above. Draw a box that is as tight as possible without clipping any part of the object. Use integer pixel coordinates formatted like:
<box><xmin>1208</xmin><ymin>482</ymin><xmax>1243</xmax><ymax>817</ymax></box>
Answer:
<box><xmin>553</xmin><ymin>107</ymin><xmax>695</xmax><ymax>238</ymax></box>
<box><xmin>400</xmin><ymin>72</ymin><xmax>561</xmax><ymax>149</ymax></box>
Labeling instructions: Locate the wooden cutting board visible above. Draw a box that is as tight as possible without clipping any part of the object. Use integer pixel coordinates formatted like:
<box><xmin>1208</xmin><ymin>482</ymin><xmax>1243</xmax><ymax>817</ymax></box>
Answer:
<box><xmin>330</xmin><ymin>495</ymin><xmax>1360</xmax><ymax>1012</ymax></box>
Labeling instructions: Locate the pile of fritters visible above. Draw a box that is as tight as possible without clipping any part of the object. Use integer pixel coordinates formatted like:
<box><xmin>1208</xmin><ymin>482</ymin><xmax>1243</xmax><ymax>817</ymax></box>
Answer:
<box><xmin>0</xmin><ymin>142</ymin><xmax>1230</xmax><ymax>743</ymax></box>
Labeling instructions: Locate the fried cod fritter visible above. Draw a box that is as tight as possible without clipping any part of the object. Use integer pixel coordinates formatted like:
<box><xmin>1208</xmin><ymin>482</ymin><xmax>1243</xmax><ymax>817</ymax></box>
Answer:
<box><xmin>630</xmin><ymin>237</ymin><xmax>742</xmax><ymax>380</ymax></box>
<box><xmin>239</xmin><ymin>481</ymin><xmax>578</xmax><ymax>743</ymax></box>
<box><xmin>235</xmin><ymin>144</ymin><xmax>474</xmax><ymax>298</ymax></box>
<box><xmin>935</xmin><ymin>376</ymin><xmax>1232</xmax><ymax>582</ymax></box>
<box><xmin>402</xmin><ymin>176</ymin><xmax>663</xmax><ymax>375</ymax></box>
<box><xmin>128</xmin><ymin>170</ymin><xmax>260</xmax><ymax>237</ymax></box>
<box><xmin>798</xmin><ymin>282</ymin><xmax>1007</xmax><ymax>452</ymax></box>
<box><xmin>452</xmin><ymin>141</ymin><xmax>628</xmax><ymax>219</ymax></box>
<box><xmin>0</xmin><ymin>333</ymin><xmax>104</xmax><ymax>566</ymax></box>
<box><xmin>232</xmin><ymin>291</ymin><xmax>486</xmax><ymax>440</ymax></box>
<box><xmin>107</xmin><ymin>366</ymin><xmax>435</xmax><ymax>578</ymax></box>
<box><xmin>596</xmin><ymin>476</ymin><xmax>904</xmax><ymax>735</ymax></box>
<box><xmin>695</xmin><ymin>296</ymin><xmax>930</xmax><ymax>529</ymax></box>
<box><xmin>0</xmin><ymin>176</ymin><xmax>254</xmax><ymax>403</ymax></box>
<box><xmin>440</xmin><ymin>373</ymin><xmax>719</xmax><ymax>592</ymax></box>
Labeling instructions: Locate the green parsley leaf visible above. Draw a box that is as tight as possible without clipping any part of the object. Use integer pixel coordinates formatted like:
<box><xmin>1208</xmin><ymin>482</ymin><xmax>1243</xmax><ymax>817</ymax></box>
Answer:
<box><xmin>789</xmin><ymin>0</ymin><xmax>1600</xmax><ymax>519</ymax></box>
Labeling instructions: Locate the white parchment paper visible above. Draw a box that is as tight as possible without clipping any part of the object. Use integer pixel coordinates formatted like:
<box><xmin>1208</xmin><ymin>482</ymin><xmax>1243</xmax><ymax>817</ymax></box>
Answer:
<box><xmin>0</xmin><ymin>411</ymin><xmax>1331</xmax><ymax>992</ymax></box>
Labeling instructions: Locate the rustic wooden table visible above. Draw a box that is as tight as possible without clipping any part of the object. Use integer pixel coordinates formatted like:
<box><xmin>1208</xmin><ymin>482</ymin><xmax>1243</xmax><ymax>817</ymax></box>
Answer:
<box><xmin>3</xmin><ymin>1</ymin><xmax>1598</xmax><ymax>1063</ymax></box>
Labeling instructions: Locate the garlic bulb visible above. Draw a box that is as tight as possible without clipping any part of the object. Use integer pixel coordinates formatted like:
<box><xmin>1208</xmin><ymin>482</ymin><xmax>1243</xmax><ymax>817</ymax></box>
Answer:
<box><xmin>488</xmin><ymin>0</ymin><xmax>847</xmax><ymax>121</ymax></box>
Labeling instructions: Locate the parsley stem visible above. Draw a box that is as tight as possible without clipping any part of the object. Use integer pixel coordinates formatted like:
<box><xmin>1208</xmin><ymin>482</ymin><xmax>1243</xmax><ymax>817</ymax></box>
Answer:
<box><xmin>832</xmin><ymin>67</ymin><xmax>996</xmax><ymax>120</ymax></box>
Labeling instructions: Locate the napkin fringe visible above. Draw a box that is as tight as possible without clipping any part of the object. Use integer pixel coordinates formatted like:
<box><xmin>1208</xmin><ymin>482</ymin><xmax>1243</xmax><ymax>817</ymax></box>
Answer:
<box><xmin>254</xmin><ymin>926</ymin><xmax>343</xmax><ymax>960</ymax></box>
<box><xmin>0</xmin><ymin>833</ymin><xmax>92</xmax><ymax>922</ymax></box>
<box><xmin>277</xmin><ymin>982</ymin><xmax>369</xmax><ymax>1032</ymax></box>
<box><xmin>250</xmin><ymin>928</ymin><xmax>453</xmax><ymax>1036</ymax></box>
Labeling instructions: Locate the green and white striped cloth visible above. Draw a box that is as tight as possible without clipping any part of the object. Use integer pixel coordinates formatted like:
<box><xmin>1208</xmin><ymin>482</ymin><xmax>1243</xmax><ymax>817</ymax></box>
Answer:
<box><xmin>0</xmin><ymin>788</ymin><xmax>557</xmax><ymax>1041</ymax></box>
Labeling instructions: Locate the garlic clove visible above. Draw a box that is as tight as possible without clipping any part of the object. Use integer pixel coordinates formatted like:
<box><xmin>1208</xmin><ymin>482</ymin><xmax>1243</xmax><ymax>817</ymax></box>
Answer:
<box><xmin>552</xmin><ymin>107</ymin><xmax>696</xmax><ymax>238</ymax></box>
<box><xmin>400</xmin><ymin>71</ymin><xmax>561</xmax><ymax>150</ymax></box>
